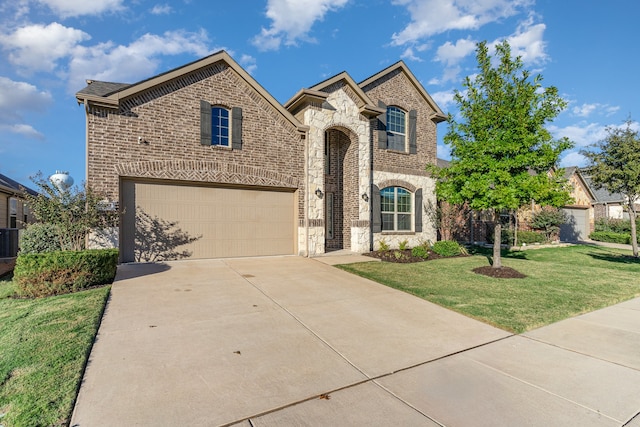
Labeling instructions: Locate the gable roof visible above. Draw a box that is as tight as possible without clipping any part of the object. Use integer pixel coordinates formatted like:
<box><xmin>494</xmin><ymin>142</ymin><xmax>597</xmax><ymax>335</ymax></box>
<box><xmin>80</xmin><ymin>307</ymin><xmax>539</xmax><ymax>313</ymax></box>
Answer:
<box><xmin>580</xmin><ymin>171</ymin><xmax>626</xmax><ymax>203</ymax></box>
<box><xmin>359</xmin><ymin>60</ymin><xmax>447</xmax><ymax>123</ymax></box>
<box><xmin>285</xmin><ymin>71</ymin><xmax>384</xmax><ymax>118</ymax></box>
<box><xmin>75</xmin><ymin>50</ymin><xmax>308</xmax><ymax>133</ymax></box>
<box><xmin>0</xmin><ymin>173</ymin><xmax>38</xmax><ymax>197</ymax></box>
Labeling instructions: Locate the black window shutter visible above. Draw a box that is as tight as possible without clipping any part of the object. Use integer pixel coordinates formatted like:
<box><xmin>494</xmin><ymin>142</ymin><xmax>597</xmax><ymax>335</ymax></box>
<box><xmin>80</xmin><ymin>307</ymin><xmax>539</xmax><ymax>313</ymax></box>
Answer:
<box><xmin>409</xmin><ymin>109</ymin><xmax>417</xmax><ymax>154</ymax></box>
<box><xmin>377</xmin><ymin>101</ymin><xmax>387</xmax><ymax>149</ymax></box>
<box><xmin>232</xmin><ymin>107</ymin><xmax>243</xmax><ymax>150</ymax></box>
<box><xmin>414</xmin><ymin>188</ymin><xmax>423</xmax><ymax>232</ymax></box>
<box><xmin>372</xmin><ymin>185</ymin><xmax>381</xmax><ymax>233</ymax></box>
<box><xmin>200</xmin><ymin>100</ymin><xmax>212</xmax><ymax>146</ymax></box>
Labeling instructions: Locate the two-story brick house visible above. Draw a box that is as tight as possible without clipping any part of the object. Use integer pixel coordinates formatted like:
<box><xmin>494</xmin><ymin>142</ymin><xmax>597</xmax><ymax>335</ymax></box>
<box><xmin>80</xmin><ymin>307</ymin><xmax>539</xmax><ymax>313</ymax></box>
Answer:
<box><xmin>75</xmin><ymin>51</ymin><xmax>445</xmax><ymax>262</ymax></box>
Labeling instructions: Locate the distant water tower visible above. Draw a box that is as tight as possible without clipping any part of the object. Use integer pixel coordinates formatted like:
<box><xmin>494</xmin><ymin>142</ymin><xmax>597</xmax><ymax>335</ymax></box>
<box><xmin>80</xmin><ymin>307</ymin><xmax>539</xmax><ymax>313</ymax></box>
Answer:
<box><xmin>49</xmin><ymin>170</ymin><xmax>74</xmax><ymax>190</ymax></box>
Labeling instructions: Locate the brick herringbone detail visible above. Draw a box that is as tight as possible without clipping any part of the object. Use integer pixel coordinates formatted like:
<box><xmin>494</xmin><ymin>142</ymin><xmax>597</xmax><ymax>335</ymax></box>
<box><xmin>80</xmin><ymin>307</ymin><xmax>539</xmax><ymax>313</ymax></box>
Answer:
<box><xmin>116</xmin><ymin>160</ymin><xmax>299</xmax><ymax>188</ymax></box>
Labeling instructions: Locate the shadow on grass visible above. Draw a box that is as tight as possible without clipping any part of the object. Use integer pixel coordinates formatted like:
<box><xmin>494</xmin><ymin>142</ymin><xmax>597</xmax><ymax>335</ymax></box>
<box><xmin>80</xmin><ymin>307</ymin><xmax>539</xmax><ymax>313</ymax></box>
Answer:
<box><xmin>586</xmin><ymin>252</ymin><xmax>640</xmax><ymax>265</ymax></box>
<box><xmin>468</xmin><ymin>245</ymin><xmax>529</xmax><ymax>261</ymax></box>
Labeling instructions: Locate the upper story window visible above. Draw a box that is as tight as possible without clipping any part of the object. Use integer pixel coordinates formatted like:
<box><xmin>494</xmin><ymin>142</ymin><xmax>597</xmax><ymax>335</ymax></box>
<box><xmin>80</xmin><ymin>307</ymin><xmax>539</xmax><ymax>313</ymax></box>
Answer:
<box><xmin>9</xmin><ymin>198</ymin><xmax>17</xmax><ymax>228</ymax></box>
<box><xmin>200</xmin><ymin>100</ymin><xmax>242</xmax><ymax>150</ymax></box>
<box><xmin>380</xmin><ymin>187</ymin><xmax>412</xmax><ymax>231</ymax></box>
<box><xmin>386</xmin><ymin>106</ymin><xmax>406</xmax><ymax>151</ymax></box>
<box><xmin>377</xmin><ymin>101</ymin><xmax>417</xmax><ymax>154</ymax></box>
<box><xmin>212</xmin><ymin>107</ymin><xmax>230</xmax><ymax>147</ymax></box>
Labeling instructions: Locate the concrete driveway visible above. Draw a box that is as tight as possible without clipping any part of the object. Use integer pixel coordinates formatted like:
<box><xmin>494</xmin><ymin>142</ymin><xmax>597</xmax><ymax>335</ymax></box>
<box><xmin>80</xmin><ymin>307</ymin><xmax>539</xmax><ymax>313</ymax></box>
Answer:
<box><xmin>72</xmin><ymin>256</ymin><xmax>640</xmax><ymax>426</ymax></box>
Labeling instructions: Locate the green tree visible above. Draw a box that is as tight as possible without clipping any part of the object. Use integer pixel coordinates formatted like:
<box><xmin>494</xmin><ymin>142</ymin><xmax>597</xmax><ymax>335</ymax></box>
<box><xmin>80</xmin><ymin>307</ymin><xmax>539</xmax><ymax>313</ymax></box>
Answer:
<box><xmin>434</xmin><ymin>41</ymin><xmax>573</xmax><ymax>268</ymax></box>
<box><xmin>22</xmin><ymin>172</ymin><xmax>118</xmax><ymax>251</ymax></box>
<box><xmin>581</xmin><ymin>119</ymin><xmax>640</xmax><ymax>257</ymax></box>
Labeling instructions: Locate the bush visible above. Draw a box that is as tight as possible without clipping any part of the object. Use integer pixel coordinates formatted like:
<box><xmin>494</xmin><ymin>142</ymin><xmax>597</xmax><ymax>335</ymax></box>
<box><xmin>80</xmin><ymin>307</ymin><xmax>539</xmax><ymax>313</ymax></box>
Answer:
<box><xmin>14</xmin><ymin>249</ymin><xmax>118</xmax><ymax>298</ymax></box>
<box><xmin>411</xmin><ymin>245</ymin><xmax>429</xmax><ymax>259</ymax></box>
<box><xmin>378</xmin><ymin>239</ymin><xmax>389</xmax><ymax>251</ymax></box>
<box><xmin>594</xmin><ymin>217</ymin><xmax>640</xmax><ymax>234</ymax></box>
<box><xmin>487</xmin><ymin>229</ymin><xmax>547</xmax><ymax>245</ymax></box>
<box><xmin>589</xmin><ymin>231</ymin><xmax>638</xmax><ymax>245</ymax></box>
<box><xmin>432</xmin><ymin>240</ymin><xmax>463</xmax><ymax>257</ymax></box>
<box><xmin>530</xmin><ymin>207</ymin><xmax>566</xmax><ymax>240</ymax></box>
<box><xmin>19</xmin><ymin>223</ymin><xmax>62</xmax><ymax>254</ymax></box>
<box><xmin>515</xmin><ymin>230</ymin><xmax>547</xmax><ymax>245</ymax></box>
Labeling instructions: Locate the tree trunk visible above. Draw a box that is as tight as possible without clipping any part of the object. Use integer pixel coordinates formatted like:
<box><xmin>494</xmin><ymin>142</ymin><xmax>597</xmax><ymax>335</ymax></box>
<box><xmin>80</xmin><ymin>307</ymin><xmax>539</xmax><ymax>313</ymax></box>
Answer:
<box><xmin>493</xmin><ymin>210</ymin><xmax>502</xmax><ymax>268</ymax></box>
<box><xmin>630</xmin><ymin>200</ymin><xmax>638</xmax><ymax>258</ymax></box>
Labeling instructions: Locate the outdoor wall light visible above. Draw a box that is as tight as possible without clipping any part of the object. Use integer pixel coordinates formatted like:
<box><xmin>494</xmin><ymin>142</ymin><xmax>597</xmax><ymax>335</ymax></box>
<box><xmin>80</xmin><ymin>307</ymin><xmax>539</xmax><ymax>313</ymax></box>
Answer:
<box><xmin>361</xmin><ymin>192</ymin><xmax>369</xmax><ymax>202</ymax></box>
<box><xmin>315</xmin><ymin>188</ymin><xmax>323</xmax><ymax>198</ymax></box>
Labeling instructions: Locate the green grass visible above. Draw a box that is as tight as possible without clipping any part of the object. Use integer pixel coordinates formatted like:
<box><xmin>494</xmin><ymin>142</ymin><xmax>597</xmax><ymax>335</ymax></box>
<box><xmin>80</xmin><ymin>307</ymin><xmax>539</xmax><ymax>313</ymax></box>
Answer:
<box><xmin>0</xmin><ymin>275</ymin><xmax>109</xmax><ymax>427</ymax></box>
<box><xmin>338</xmin><ymin>245</ymin><xmax>640</xmax><ymax>333</ymax></box>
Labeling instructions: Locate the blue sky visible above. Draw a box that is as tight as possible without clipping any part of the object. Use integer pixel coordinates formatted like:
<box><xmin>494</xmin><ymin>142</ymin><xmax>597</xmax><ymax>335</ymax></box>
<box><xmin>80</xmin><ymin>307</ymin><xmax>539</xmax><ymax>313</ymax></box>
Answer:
<box><xmin>1</xmin><ymin>0</ymin><xmax>638</xmax><ymax>187</ymax></box>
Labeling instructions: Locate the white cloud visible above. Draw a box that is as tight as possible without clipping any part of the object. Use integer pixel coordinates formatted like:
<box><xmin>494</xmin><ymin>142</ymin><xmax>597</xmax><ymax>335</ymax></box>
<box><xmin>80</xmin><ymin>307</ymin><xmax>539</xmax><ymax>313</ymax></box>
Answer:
<box><xmin>391</xmin><ymin>0</ymin><xmax>533</xmax><ymax>46</ymax></box>
<box><xmin>150</xmin><ymin>4</ymin><xmax>172</xmax><ymax>15</ymax></box>
<box><xmin>401</xmin><ymin>46</ymin><xmax>422</xmax><ymax>62</ymax></box>
<box><xmin>572</xmin><ymin>102</ymin><xmax>620</xmax><ymax>118</ymax></box>
<box><xmin>67</xmin><ymin>30</ymin><xmax>211</xmax><ymax>91</ymax></box>
<box><xmin>428</xmin><ymin>65</ymin><xmax>462</xmax><ymax>85</ymax></box>
<box><xmin>0</xmin><ymin>22</ymin><xmax>90</xmax><ymax>73</ymax></box>
<box><xmin>239</xmin><ymin>54</ymin><xmax>257</xmax><ymax>75</ymax></box>
<box><xmin>0</xmin><ymin>123</ymin><xmax>44</xmax><ymax>139</ymax></box>
<box><xmin>430</xmin><ymin>89</ymin><xmax>456</xmax><ymax>112</ymax></box>
<box><xmin>252</xmin><ymin>0</ymin><xmax>349</xmax><ymax>51</ymax></box>
<box><xmin>560</xmin><ymin>151</ymin><xmax>587</xmax><ymax>168</ymax></box>
<box><xmin>502</xmin><ymin>15</ymin><xmax>547</xmax><ymax>64</ymax></box>
<box><xmin>435</xmin><ymin>37</ymin><xmax>476</xmax><ymax>66</ymax></box>
<box><xmin>548</xmin><ymin>122</ymin><xmax>608</xmax><ymax>148</ymax></box>
<box><xmin>35</xmin><ymin>0</ymin><xmax>125</xmax><ymax>18</ymax></box>
<box><xmin>0</xmin><ymin>77</ymin><xmax>51</xmax><ymax>140</ymax></box>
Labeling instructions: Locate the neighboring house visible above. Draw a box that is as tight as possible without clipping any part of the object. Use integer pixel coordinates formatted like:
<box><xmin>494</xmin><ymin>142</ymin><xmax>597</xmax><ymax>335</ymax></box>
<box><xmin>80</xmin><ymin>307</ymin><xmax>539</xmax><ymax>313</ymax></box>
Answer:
<box><xmin>0</xmin><ymin>173</ymin><xmax>37</xmax><ymax>229</ymax></box>
<box><xmin>0</xmin><ymin>173</ymin><xmax>37</xmax><ymax>257</ymax></box>
<box><xmin>75</xmin><ymin>51</ymin><xmax>445</xmax><ymax>262</ymax></box>
<box><xmin>559</xmin><ymin>166</ymin><xmax>595</xmax><ymax>241</ymax></box>
<box><xmin>580</xmin><ymin>172</ymin><xmax>630</xmax><ymax>221</ymax></box>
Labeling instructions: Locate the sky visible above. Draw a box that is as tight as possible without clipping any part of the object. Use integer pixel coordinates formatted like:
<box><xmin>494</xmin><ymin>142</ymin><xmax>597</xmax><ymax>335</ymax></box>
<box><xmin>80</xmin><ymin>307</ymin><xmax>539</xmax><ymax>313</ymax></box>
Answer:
<box><xmin>1</xmin><ymin>0</ymin><xmax>639</xmax><ymax>188</ymax></box>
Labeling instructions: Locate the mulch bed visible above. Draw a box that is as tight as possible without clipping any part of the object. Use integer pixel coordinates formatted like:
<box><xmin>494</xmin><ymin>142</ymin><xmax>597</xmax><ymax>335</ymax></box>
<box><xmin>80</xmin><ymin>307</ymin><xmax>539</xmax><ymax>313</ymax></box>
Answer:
<box><xmin>364</xmin><ymin>249</ymin><xmax>450</xmax><ymax>263</ymax></box>
<box><xmin>0</xmin><ymin>259</ymin><xmax>16</xmax><ymax>279</ymax></box>
<box><xmin>473</xmin><ymin>265</ymin><xmax>527</xmax><ymax>279</ymax></box>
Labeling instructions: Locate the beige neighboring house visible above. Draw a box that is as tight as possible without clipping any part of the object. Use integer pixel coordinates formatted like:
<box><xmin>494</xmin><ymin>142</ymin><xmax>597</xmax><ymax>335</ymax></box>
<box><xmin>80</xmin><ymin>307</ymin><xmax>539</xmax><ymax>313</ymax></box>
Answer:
<box><xmin>0</xmin><ymin>173</ymin><xmax>37</xmax><ymax>257</ymax></box>
<box><xmin>0</xmin><ymin>173</ymin><xmax>36</xmax><ymax>229</ymax></box>
<box><xmin>560</xmin><ymin>166</ymin><xmax>596</xmax><ymax>241</ymax></box>
<box><xmin>75</xmin><ymin>51</ymin><xmax>445</xmax><ymax>262</ymax></box>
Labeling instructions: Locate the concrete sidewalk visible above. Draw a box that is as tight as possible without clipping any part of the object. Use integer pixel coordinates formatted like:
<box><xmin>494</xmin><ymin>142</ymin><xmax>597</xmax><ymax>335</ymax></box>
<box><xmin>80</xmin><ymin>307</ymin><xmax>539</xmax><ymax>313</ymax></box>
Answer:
<box><xmin>71</xmin><ymin>256</ymin><xmax>640</xmax><ymax>426</ymax></box>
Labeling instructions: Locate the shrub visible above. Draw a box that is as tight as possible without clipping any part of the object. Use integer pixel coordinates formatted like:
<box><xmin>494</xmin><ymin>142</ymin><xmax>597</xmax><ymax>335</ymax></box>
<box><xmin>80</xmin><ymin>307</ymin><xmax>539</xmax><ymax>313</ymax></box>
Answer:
<box><xmin>398</xmin><ymin>239</ymin><xmax>409</xmax><ymax>250</ymax></box>
<box><xmin>589</xmin><ymin>231</ymin><xmax>638</xmax><ymax>245</ymax></box>
<box><xmin>516</xmin><ymin>230</ymin><xmax>547</xmax><ymax>245</ymax></box>
<box><xmin>19</xmin><ymin>223</ymin><xmax>62</xmax><ymax>254</ymax></box>
<box><xmin>530</xmin><ymin>207</ymin><xmax>566</xmax><ymax>241</ymax></box>
<box><xmin>411</xmin><ymin>246</ymin><xmax>429</xmax><ymax>259</ymax></box>
<box><xmin>378</xmin><ymin>239</ymin><xmax>389</xmax><ymax>251</ymax></box>
<box><xmin>432</xmin><ymin>240</ymin><xmax>463</xmax><ymax>257</ymax></box>
<box><xmin>594</xmin><ymin>217</ymin><xmax>640</xmax><ymax>234</ymax></box>
<box><xmin>14</xmin><ymin>249</ymin><xmax>118</xmax><ymax>298</ymax></box>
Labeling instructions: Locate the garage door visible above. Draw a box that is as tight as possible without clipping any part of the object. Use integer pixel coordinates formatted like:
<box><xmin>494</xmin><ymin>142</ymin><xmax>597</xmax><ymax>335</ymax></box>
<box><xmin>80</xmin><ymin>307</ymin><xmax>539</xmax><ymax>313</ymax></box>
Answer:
<box><xmin>121</xmin><ymin>180</ymin><xmax>296</xmax><ymax>262</ymax></box>
<box><xmin>560</xmin><ymin>208</ymin><xmax>589</xmax><ymax>242</ymax></box>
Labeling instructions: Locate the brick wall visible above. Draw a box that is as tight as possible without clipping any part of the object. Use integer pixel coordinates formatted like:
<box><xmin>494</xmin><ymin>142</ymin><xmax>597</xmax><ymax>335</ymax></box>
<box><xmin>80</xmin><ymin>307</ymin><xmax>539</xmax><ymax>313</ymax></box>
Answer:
<box><xmin>86</xmin><ymin>62</ymin><xmax>306</xmax><ymax>219</ymax></box>
<box><xmin>361</xmin><ymin>69</ymin><xmax>438</xmax><ymax>175</ymax></box>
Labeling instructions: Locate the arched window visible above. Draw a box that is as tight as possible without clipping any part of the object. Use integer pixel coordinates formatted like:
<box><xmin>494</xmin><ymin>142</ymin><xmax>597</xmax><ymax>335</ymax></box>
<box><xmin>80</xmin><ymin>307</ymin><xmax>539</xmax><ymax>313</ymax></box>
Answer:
<box><xmin>386</xmin><ymin>106</ymin><xmax>406</xmax><ymax>151</ymax></box>
<box><xmin>380</xmin><ymin>187</ymin><xmax>412</xmax><ymax>231</ymax></box>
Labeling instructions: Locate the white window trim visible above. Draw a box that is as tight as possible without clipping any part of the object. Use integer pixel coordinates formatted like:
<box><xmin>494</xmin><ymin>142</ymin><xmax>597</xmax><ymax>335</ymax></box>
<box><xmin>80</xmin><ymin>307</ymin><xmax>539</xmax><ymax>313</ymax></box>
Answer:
<box><xmin>381</xmin><ymin>187</ymin><xmax>413</xmax><ymax>232</ymax></box>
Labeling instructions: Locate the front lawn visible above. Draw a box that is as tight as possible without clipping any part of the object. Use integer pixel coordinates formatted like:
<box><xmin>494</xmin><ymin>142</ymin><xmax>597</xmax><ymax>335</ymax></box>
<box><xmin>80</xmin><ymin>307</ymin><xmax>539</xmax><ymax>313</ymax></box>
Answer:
<box><xmin>338</xmin><ymin>245</ymin><xmax>640</xmax><ymax>333</ymax></box>
<box><xmin>0</xmin><ymin>276</ymin><xmax>109</xmax><ymax>427</ymax></box>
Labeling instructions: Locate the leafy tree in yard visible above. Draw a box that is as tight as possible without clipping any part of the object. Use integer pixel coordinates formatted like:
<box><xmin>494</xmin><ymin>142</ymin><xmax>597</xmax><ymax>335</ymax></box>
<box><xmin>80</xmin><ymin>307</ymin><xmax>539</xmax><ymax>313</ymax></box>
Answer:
<box><xmin>530</xmin><ymin>207</ymin><xmax>567</xmax><ymax>242</ymax></box>
<box><xmin>22</xmin><ymin>172</ymin><xmax>118</xmax><ymax>251</ymax></box>
<box><xmin>581</xmin><ymin>119</ymin><xmax>640</xmax><ymax>257</ymax></box>
<box><xmin>433</xmin><ymin>41</ymin><xmax>573</xmax><ymax>268</ymax></box>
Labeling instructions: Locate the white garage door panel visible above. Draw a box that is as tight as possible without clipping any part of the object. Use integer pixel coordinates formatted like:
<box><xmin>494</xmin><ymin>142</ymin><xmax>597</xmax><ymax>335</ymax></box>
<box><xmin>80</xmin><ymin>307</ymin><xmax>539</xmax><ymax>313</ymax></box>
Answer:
<box><xmin>122</xmin><ymin>181</ymin><xmax>295</xmax><ymax>262</ymax></box>
<box><xmin>560</xmin><ymin>208</ymin><xmax>589</xmax><ymax>242</ymax></box>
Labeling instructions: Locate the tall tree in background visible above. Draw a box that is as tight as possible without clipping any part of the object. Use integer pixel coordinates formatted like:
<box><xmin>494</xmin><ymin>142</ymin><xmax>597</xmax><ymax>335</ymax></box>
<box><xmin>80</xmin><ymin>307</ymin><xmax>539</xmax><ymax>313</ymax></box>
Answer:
<box><xmin>435</xmin><ymin>41</ymin><xmax>573</xmax><ymax>269</ymax></box>
<box><xmin>581</xmin><ymin>119</ymin><xmax>640</xmax><ymax>257</ymax></box>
